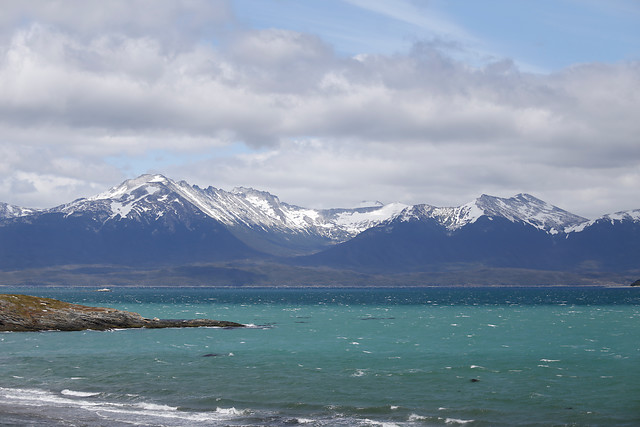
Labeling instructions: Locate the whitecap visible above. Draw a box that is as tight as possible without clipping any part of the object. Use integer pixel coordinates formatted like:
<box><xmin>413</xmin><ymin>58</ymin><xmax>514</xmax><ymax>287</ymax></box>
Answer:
<box><xmin>361</xmin><ymin>418</ymin><xmax>401</xmax><ymax>426</ymax></box>
<box><xmin>351</xmin><ymin>369</ymin><xmax>367</xmax><ymax>377</ymax></box>
<box><xmin>445</xmin><ymin>417</ymin><xmax>475</xmax><ymax>424</ymax></box>
<box><xmin>61</xmin><ymin>389</ymin><xmax>100</xmax><ymax>398</ymax></box>
<box><xmin>409</xmin><ymin>413</ymin><xmax>429</xmax><ymax>421</ymax></box>
<box><xmin>136</xmin><ymin>402</ymin><xmax>178</xmax><ymax>411</ymax></box>
<box><xmin>216</xmin><ymin>406</ymin><xmax>246</xmax><ymax>415</ymax></box>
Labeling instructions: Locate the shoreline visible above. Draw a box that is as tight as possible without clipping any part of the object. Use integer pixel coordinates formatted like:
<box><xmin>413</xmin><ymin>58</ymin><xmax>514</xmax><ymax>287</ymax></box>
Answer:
<box><xmin>0</xmin><ymin>283</ymin><xmax>635</xmax><ymax>289</ymax></box>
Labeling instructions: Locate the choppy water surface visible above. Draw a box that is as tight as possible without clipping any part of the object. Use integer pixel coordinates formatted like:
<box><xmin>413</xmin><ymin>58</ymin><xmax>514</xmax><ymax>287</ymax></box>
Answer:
<box><xmin>1</xmin><ymin>287</ymin><xmax>639</xmax><ymax>426</ymax></box>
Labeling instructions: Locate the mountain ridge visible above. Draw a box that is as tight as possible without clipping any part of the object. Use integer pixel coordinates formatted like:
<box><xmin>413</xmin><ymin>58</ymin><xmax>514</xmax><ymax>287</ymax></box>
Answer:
<box><xmin>0</xmin><ymin>174</ymin><xmax>638</xmax><ymax>286</ymax></box>
<box><xmin>4</xmin><ymin>173</ymin><xmax>628</xmax><ymax>233</ymax></box>
<box><xmin>4</xmin><ymin>174</ymin><xmax>640</xmax><ymax>249</ymax></box>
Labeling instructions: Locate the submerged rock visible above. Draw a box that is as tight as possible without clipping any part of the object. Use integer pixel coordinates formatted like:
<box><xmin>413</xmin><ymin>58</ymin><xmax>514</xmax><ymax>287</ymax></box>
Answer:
<box><xmin>0</xmin><ymin>294</ymin><xmax>244</xmax><ymax>332</ymax></box>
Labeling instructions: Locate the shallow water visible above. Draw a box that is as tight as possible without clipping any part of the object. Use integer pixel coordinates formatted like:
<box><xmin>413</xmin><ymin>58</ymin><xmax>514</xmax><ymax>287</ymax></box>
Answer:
<box><xmin>1</xmin><ymin>287</ymin><xmax>639</xmax><ymax>426</ymax></box>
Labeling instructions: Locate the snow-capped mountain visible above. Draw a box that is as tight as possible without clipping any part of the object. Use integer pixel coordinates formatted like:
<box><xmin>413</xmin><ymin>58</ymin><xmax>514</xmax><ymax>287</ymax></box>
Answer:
<box><xmin>397</xmin><ymin>193</ymin><xmax>588</xmax><ymax>234</ymax></box>
<box><xmin>0</xmin><ymin>178</ymin><xmax>262</xmax><ymax>269</ymax></box>
<box><xmin>49</xmin><ymin>174</ymin><xmax>407</xmax><ymax>255</ymax></box>
<box><xmin>1</xmin><ymin>173</ymin><xmax>639</xmax><ymax>279</ymax></box>
<box><xmin>299</xmin><ymin>194</ymin><xmax>640</xmax><ymax>274</ymax></box>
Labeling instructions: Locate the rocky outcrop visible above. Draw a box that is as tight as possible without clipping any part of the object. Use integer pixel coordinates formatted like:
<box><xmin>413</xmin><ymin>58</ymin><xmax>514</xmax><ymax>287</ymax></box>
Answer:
<box><xmin>0</xmin><ymin>294</ymin><xmax>244</xmax><ymax>332</ymax></box>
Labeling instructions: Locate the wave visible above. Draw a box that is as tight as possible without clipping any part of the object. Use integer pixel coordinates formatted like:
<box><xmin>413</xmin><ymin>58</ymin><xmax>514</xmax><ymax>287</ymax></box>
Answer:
<box><xmin>445</xmin><ymin>417</ymin><xmax>475</xmax><ymax>425</ymax></box>
<box><xmin>0</xmin><ymin>386</ymin><xmax>252</xmax><ymax>426</ymax></box>
<box><xmin>0</xmin><ymin>386</ymin><xmax>446</xmax><ymax>426</ymax></box>
<box><xmin>61</xmin><ymin>389</ymin><xmax>101</xmax><ymax>398</ymax></box>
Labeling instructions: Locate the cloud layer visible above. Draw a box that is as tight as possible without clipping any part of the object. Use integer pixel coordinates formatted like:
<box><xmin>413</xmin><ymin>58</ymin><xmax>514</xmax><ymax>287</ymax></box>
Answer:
<box><xmin>0</xmin><ymin>0</ymin><xmax>639</xmax><ymax>217</ymax></box>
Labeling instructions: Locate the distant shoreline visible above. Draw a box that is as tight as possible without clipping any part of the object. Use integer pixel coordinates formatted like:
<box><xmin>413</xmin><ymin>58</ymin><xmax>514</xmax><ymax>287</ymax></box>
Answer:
<box><xmin>0</xmin><ymin>283</ymin><xmax>635</xmax><ymax>289</ymax></box>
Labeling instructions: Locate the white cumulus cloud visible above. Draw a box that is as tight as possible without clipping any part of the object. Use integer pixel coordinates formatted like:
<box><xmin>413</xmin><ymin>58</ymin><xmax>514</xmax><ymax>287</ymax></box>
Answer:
<box><xmin>0</xmin><ymin>0</ymin><xmax>638</xmax><ymax>218</ymax></box>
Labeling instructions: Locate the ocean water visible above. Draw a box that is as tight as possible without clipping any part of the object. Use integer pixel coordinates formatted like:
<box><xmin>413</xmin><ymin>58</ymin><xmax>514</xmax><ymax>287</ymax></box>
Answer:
<box><xmin>0</xmin><ymin>287</ymin><xmax>639</xmax><ymax>426</ymax></box>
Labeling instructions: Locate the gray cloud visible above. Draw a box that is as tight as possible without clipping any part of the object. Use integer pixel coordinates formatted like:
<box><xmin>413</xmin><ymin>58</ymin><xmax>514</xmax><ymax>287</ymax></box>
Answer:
<box><xmin>0</xmin><ymin>0</ymin><xmax>232</xmax><ymax>46</ymax></box>
<box><xmin>0</xmin><ymin>1</ymin><xmax>638</xmax><ymax>218</ymax></box>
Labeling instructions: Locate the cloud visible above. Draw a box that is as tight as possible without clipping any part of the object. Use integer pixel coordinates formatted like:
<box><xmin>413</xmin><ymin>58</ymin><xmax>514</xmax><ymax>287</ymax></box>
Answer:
<box><xmin>0</xmin><ymin>1</ymin><xmax>638</xmax><ymax>218</ymax></box>
<box><xmin>0</xmin><ymin>0</ymin><xmax>232</xmax><ymax>46</ymax></box>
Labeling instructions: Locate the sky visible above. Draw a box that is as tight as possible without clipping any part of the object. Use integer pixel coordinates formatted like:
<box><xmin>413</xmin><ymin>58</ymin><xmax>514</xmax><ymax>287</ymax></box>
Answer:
<box><xmin>0</xmin><ymin>0</ymin><xmax>639</xmax><ymax>218</ymax></box>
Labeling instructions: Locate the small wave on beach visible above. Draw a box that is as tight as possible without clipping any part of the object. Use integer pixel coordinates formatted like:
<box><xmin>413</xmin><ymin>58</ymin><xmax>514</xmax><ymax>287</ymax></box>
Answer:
<box><xmin>0</xmin><ymin>386</ymin><xmax>259</xmax><ymax>427</ymax></box>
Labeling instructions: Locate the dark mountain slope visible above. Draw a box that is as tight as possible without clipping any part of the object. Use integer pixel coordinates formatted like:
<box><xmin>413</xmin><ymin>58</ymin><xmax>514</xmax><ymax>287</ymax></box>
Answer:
<box><xmin>296</xmin><ymin>215</ymin><xmax>562</xmax><ymax>273</ymax></box>
<box><xmin>0</xmin><ymin>196</ymin><xmax>263</xmax><ymax>269</ymax></box>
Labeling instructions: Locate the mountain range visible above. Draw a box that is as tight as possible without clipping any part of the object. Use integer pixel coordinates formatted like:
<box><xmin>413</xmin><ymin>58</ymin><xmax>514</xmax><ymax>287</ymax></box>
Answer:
<box><xmin>0</xmin><ymin>174</ymin><xmax>638</xmax><ymax>286</ymax></box>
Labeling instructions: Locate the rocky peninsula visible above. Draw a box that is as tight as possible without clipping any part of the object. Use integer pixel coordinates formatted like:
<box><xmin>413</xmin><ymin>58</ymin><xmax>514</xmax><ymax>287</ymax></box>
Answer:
<box><xmin>0</xmin><ymin>294</ymin><xmax>244</xmax><ymax>332</ymax></box>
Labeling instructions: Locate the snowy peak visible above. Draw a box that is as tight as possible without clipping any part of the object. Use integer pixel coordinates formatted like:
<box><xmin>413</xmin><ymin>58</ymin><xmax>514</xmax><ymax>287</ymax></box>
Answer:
<box><xmin>231</xmin><ymin>186</ymin><xmax>281</xmax><ymax>202</ymax></box>
<box><xmin>0</xmin><ymin>202</ymin><xmax>40</xmax><ymax>219</ymax></box>
<box><xmin>230</xmin><ymin>187</ymin><xmax>291</xmax><ymax>224</ymax></box>
<box><xmin>60</xmin><ymin>174</ymin><xmax>187</xmax><ymax>221</ymax></box>
<box><xmin>600</xmin><ymin>209</ymin><xmax>640</xmax><ymax>223</ymax></box>
<box><xmin>473</xmin><ymin>193</ymin><xmax>588</xmax><ymax>233</ymax></box>
<box><xmin>397</xmin><ymin>203</ymin><xmax>481</xmax><ymax>230</ymax></box>
<box><xmin>395</xmin><ymin>193</ymin><xmax>588</xmax><ymax>234</ymax></box>
<box><xmin>89</xmin><ymin>174</ymin><xmax>171</xmax><ymax>201</ymax></box>
<box><xmin>566</xmin><ymin>209</ymin><xmax>640</xmax><ymax>233</ymax></box>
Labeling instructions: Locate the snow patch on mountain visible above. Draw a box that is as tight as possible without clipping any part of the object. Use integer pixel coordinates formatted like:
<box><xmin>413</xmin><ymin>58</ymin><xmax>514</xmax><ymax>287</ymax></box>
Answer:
<box><xmin>110</xmin><ymin>201</ymin><xmax>134</xmax><ymax>218</ymax></box>
<box><xmin>604</xmin><ymin>209</ymin><xmax>640</xmax><ymax>222</ymax></box>
<box><xmin>0</xmin><ymin>203</ymin><xmax>40</xmax><ymax>219</ymax></box>
<box><xmin>330</xmin><ymin>202</ymin><xmax>410</xmax><ymax>234</ymax></box>
<box><xmin>397</xmin><ymin>202</ymin><xmax>482</xmax><ymax>229</ymax></box>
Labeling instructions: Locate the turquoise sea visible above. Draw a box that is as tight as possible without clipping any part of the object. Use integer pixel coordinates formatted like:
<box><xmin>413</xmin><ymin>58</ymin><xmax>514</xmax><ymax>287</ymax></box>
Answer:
<box><xmin>0</xmin><ymin>287</ymin><xmax>639</xmax><ymax>426</ymax></box>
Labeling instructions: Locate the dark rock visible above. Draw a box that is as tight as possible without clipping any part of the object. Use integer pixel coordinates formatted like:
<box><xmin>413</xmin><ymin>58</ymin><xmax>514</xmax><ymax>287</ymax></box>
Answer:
<box><xmin>470</xmin><ymin>378</ymin><xmax>480</xmax><ymax>382</ymax></box>
<box><xmin>631</xmin><ymin>280</ymin><xmax>640</xmax><ymax>287</ymax></box>
<box><xmin>0</xmin><ymin>294</ymin><xmax>244</xmax><ymax>332</ymax></box>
